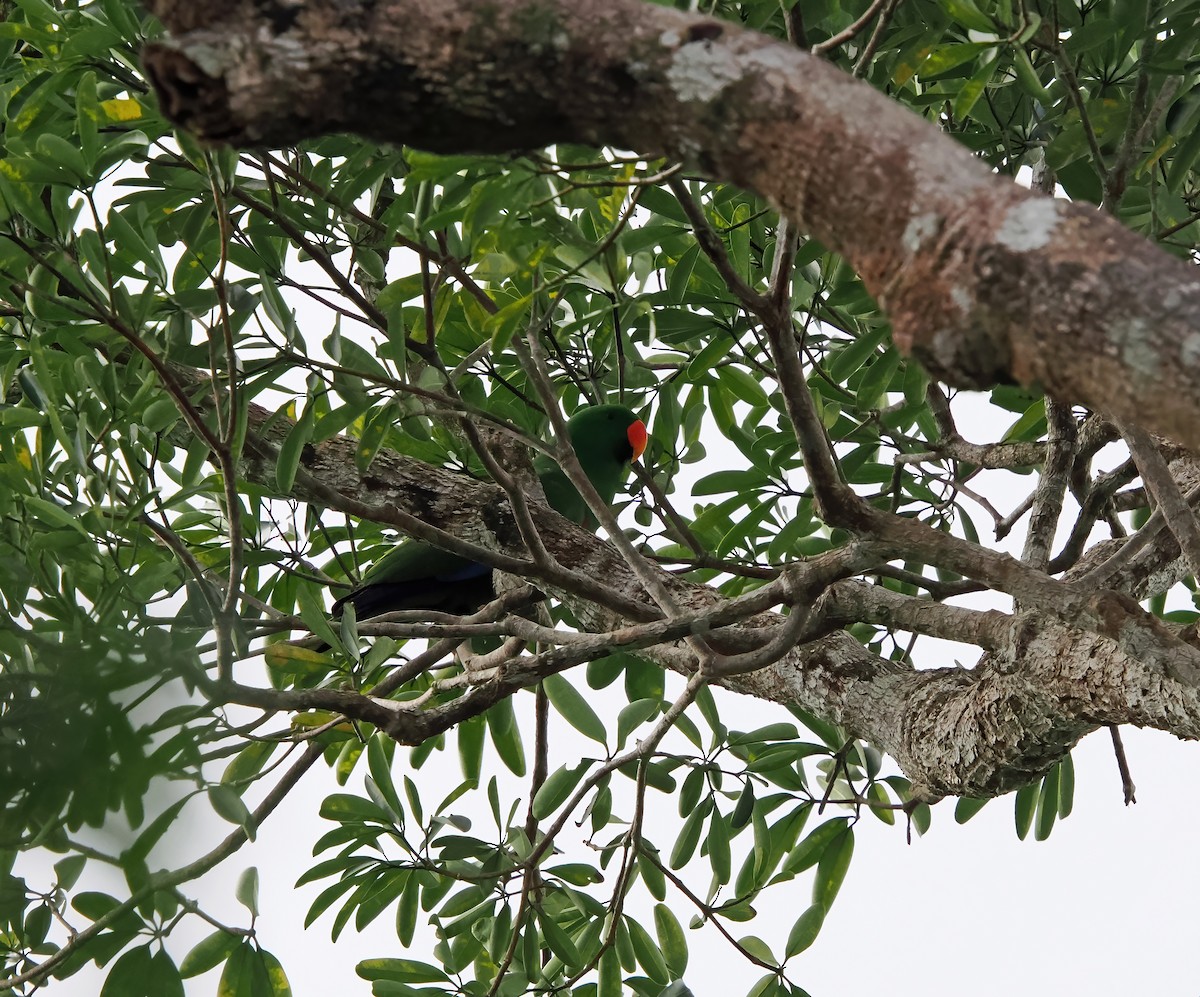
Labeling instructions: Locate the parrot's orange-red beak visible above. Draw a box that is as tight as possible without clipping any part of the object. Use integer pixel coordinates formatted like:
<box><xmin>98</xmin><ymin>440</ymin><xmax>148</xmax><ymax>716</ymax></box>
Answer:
<box><xmin>628</xmin><ymin>419</ymin><xmax>648</xmax><ymax>461</ymax></box>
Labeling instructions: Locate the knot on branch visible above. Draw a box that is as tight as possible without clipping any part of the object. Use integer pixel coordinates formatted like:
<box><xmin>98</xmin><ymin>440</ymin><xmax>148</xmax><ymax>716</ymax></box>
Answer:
<box><xmin>143</xmin><ymin>0</ymin><xmax>250</xmax><ymax>33</ymax></box>
<box><xmin>899</xmin><ymin>315</ymin><xmax>1016</xmax><ymax>391</ymax></box>
<box><xmin>1088</xmin><ymin>588</ymin><xmax>1148</xmax><ymax>641</ymax></box>
<box><xmin>143</xmin><ymin>44</ymin><xmax>235</xmax><ymax>142</ymax></box>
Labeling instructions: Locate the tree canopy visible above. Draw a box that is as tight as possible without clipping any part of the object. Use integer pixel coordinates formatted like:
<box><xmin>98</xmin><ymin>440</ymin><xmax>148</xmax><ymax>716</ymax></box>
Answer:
<box><xmin>2</xmin><ymin>0</ymin><xmax>1200</xmax><ymax>994</ymax></box>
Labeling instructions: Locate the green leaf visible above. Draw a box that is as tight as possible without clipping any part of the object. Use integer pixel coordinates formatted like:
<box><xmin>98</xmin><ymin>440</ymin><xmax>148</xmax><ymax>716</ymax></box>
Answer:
<box><xmin>1166</xmin><ymin>120</ymin><xmax>1200</xmax><ymax>192</ymax></box>
<box><xmin>357</xmin><ymin>958</ymin><xmax>450</xmax><ymax>983</ymax></box>
<box><xmin>1010</xmin><ymin>46</ymin><xmax>1051</xmax><ymax>102</ymax></box>
<box><xmin>24</xmin><ymin>495</ymin><xmax>87</xmax><ymax>535</ymax></box>
<box><xmin>954</xmin><ymin>797</ymin><xmax>988</xmax><ymax>824</ymax></box>
<box><xmin>784</xmin><ymin>818</ymin><xmax>848</xmax><ymax>874</ymax></box>
<box><xmin>457</xmin><ymin>714</ymin><xmax>485</xmax><ymax>784</ymax></box>
<box><xmin>737</xmin><ymin>935</ymin><xmax>775</xmax><ymax>965</ymax></box>
<box><xmin>181</xmin><ymin>930</ymin><xmax>242</xmax><ymax>978</ymax></box>
<box><xmin>546</xmin><ymin>862</ymin><xmax>602</xmax><ymax>886</ymax></box>
<box><xmin>952</xmin><ymin>49</ymin><xmax>1000</xmax><ymax>122</ymax></box>
<box><xmin>72</xmin><ymin>891</ymin><xmax>121</xmax><ymax>921</ymax></box>
<box><xmin>1058</xmin><ymin>753</ymin><xmax>1075</xmax><ymax>819</ymax></box>
<box><xmin>811</xmin><ymin>827</ymin><xmax>854</xmax><ymax>909</ymax></box>
<box><xmin>259</xmin><ymin>271</ymin><xmax>299</xmax><ymax>339</ymax></box>
<box><xmin>828</xmin><ymin>325</ymin><xmax>889</xmax><ymax>383</ymax></box>
<box><xmin>532</xmin><ymin>762</ymin><xmax>589</xmax><ymax>820</ymax></box>
<box><xmin>667</xmin><ymin>243</ymin><xmax>700</xmax><ymax>303</ymax></box>
<box><xmin>295</xmin><ymin>578</ymin><xmax>342</xmax><ymax>653</ymax></box>
<box><xmin>731</xmin><ymin>723</ymin><xmax>799</xmax><ymax>745</ymax></box>
<box><xmin>209</xmin><ymin>786</ymin><xmax>255</xmax><ymax>840</ymax></box>
<box><xmin>707</xmin><ymin>808</ymin><xmax>732</xmax><ymax>884</ymax></box>
<box><xmin>396</xmin><ymin>874</ymin><xmax>420</xmax><ymax>947</ymax></box>
<box><xmin>217</xmin><ymin>941</ymin><xmax>255</xmax><ymax>997</ymax></box>
<box><xmin>1014</xmin><ymin>781</ymin><xmax>1038</xmax><ymax>840</ymax></box>
<box><xmin>538</xmin><ymin>906</ymin><xmax>581</xmax><ymax>966</ymax></box>
<box><xmin>34</xmin><ymin>132</ymin><xmax>89</xmax><ymax>183</ymax></box>
<box><xmin>100</xmin><ymin>945</ymin><xmax>153</xmax><ymax>997</ymax></box>
<box><xmin>856</xmin><ymin>346</ymin><xmax>901</xmax><ymax>412</ymax></box>
<box><xmin>745</xmin><ymin>974</ymin><xmax>778</xmax><ymax>997</ymax></box>
<box><xmin>653</xmin><ymin>903</ymin><xmax>688</xmax><ymax>977</ymax></box>
<box><xmin>143</xmin><ymin>397</ymin><xmax>181</xmax><ymax>433</ymax></box>
<box><xmin>106</xmin><ymin>206</ymin><xmax>166</xmax><ymax>283</ymax></box>
<box><xmin>542</xmin><ymin>673</ymin><xmax>607</xmax><ymax>745</ymax></box>
<box><xmin>638</xmin><ymin>846</ymin><xmax>667</xmax><ymax>900</ymax></box>
<box><xmin>256</xmin><ymin>949</ymin><xmax>292</xmax><ymax>996</ymax></box>
<box><xmin>670</xmin><ymin>802</ymin><xmax>710</xmax><ymax>869</ymax></box>
<box><xmin>865</xmin><ymin>781</ymin><xmax>895</xmax><ymax>825</ymax></box>
<box><xmin>730</xmin><ymin>780</ymin><xmax>755</xmax><ymax>829</ymax></box>
<box><xmin>53</xmin><ymin>854</ymin><xmax>86</xmax><ymax>891</ymax></box>
<box><xmin>693</xmin><ymin>468</ymin><xmax>767</xmax><ymax>496</ymax></box>
<box><xmin>366</xmin><ymin>736</ymin><xmax>405</xmax><ymax>818</ymax></box>
<box><xmin>555</xmin><ymin>244</ymin><xmax>615</xmax><ymax>292</ymax></box>
<box><xmin>785</xmin><ymin>903</ymin><xmax>826</xmax><ymax>958</ymax></box>
<box><xmin>598</xmin><ymin>948</ymin><xmax>623</xmax><ymax>997</ymax></box>
<box><xmin>236</xmin><ymin>867</ymin><xmax>260</xmax><ymax>918</ymax></box>
<box><xmin>910</xmin><ymin>802</ymin><xmax>932</xmax><ymax>837</ymax></box>
<box><xmin>941</xmin><ymin>0</ymin><xmax>997</xmax><ymax>32</ymax></box>
<box><xmin>276</xmin><ymin>402</ymin><xmax>314</xmax><ymax>494</ymax></box>
<box><xmin>487</xmin><ymin>697</ymin><xmax>526</xmax><ymax>777</ymax></box>
<box><xmin>486</xmin><ymin>292</ymin><xmax>534</xmax><ymax>353</ymax></box>
<box><xmin>616</xmin><ymin>698</ymin><xmax>660</xmax><ymax>748</ymax></box>
<box><xmin>223</xmin><ymin>741</ymin><xmax>279</xmax><ymax>789</ymax></box>
<box><xmin>147</xmin><ymin>949</ymin><xmax>186</xmax><ymax>997</ymax></box>
<box><xmin>1034</xmin><ymin>762</ymin><xmax>1060</xmax><ymax>841</ymax></box>
<box><xmin>626</xmin><ymin>915</ymin><xmax>669</xmax><ymax>984</ymax></box>
<box><xmin>318</xmin><ymin>793</ymin><xmax>392</xmax><ymax>823</ymax></box>
<box><xmin>1002</xmin><ymin>396</ymin><xmax>1048</xmax><ymax>443</ymax></box>
<box><xmin>921</xmin><ymin>41</ymin><xmax>996</xmax><ymax>76</ymax></box>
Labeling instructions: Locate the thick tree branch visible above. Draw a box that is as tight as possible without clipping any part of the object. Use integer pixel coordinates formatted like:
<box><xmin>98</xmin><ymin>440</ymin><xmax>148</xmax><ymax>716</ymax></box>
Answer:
<box><xmin>143</xmin><ymin>0</ymin><xmax>1200</xmax><ymax>451</ymax></box>
<box><xmin>196</xmin><ymin>372</ymin><xmax>1200</xmax><ymax>801</ymax></box>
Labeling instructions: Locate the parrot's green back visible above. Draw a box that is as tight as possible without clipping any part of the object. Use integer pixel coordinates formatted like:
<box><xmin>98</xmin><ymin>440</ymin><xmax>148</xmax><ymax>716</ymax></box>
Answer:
<box><xmin>332</xmin><ymin>405</ymin><xmax>645</xmax><ymax>621</ymax></box>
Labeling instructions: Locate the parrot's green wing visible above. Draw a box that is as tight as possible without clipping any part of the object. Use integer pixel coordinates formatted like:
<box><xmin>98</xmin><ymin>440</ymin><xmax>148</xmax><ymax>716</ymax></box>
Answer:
<box><xmin>331</xmin><ymin>542</ymin><xmax>493</xmax><ymax>619</ymax></box>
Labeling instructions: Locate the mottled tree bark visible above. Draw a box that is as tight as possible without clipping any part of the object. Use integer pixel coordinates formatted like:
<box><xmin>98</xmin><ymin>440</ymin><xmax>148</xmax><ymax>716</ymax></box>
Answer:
<box><xmin>143</xmin><ymin>0</ymin><xmax>1200</xmax><ymax>450</ymax></box>
<box><xmin>216</xmin><ymin>386</ymin><xmax>1200</xmax><ymax>800</ymax></box>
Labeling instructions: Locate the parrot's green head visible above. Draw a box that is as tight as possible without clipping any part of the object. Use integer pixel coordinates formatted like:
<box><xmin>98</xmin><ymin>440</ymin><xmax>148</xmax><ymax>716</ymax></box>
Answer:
<box><xmin>565</xmin><ymin>404</ymin><xmax>648</xmax><ymax>470</ymax></box>
<box><xmin>538</xmin><ymin>404</ymin><xmax>648</xmax><ymax>524</ymax></box>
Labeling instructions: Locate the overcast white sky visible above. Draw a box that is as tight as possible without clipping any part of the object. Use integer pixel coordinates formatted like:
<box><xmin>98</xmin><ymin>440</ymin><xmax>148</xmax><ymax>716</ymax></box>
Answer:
<box><xmin>34</xmin><ymin>706</ymin><xmax>1196</xmax><ymax>995</ymax></box>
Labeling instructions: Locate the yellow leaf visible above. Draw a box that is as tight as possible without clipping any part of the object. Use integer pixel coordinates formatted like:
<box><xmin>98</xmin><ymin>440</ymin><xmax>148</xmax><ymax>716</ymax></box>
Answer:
<box><xmin>14</xmin><ymin>436</ymin><xmax>33</xmax><ymax>471</ymax></box>
<box><xmin>291</xmin><ymin>710</ymin><xmax>337</xmax><ymax>727</ymax></box>
<box><xmin>1139</xmin><ymin>135</ymin><xmax>1174</xmax><ymax>176</ymax></box>
<box><xmin>264</xmin><ymin>643</ymin><xmax>330</xmax><ymax>668</ymax></box>
<box><xmin>100</xmin><ymin>98</ymin><xmax>143</xmax><ymax>123</ymax></box>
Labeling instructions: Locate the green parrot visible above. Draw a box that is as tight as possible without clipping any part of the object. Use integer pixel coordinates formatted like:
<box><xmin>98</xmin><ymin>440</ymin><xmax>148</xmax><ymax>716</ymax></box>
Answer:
<box><xmin>331</xmin><ymin>404</ymin><xmax>648</xmax><ymax>622</ymax></box>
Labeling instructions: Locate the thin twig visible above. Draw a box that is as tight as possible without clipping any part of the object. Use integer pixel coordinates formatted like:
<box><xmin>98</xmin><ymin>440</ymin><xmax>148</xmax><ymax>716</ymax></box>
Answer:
<box><xmin>1051</xmin><ymin>43</ymin><xmax>1109</xmax><ymax>185</ymax></box>
<box><xmin>1108</xmin><ymin>725</ymin><xmax>1136</xmax><ymax>805</ymax></box>
<box><xmin>813</xmin><ymin>0</ymin><xmax>893</xmax><ymax>56</ymax></box>
<box><xmin>666</xmin><ymin>176</ymin><xmax>768</xmax><ymax>311</ymax></box>
<box><xmin>1117</xmin><ymin>418</ymin><xmax>1200</xmax><ymax>579</ymax></box>
<box><xmin>1021</xmin><ymin>400</ymin><xmax>1077</xmax><ymax>572</ymax></box>
<box><xmin>853</xmin><ymin>0</ymin><xmax>902</xmax><ymax>77</ymax></box>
